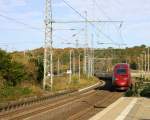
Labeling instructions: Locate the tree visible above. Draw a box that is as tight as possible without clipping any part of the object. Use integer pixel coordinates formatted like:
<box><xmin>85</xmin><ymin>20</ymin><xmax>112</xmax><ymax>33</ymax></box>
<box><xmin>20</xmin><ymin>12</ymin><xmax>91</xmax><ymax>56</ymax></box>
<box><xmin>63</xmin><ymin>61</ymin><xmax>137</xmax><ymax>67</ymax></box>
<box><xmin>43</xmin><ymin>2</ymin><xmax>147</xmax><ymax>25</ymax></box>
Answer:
<box><xmin>0</xmin><ymin>49</ymin><xmax>27</xmax><ymax>86</ymax></box>
<box><xmin>140</xmin><ymin>44</ymin><xmax>146</xmax><ymax>48</ymax></box>
<box><xmin>130</xmin><ymin>62</ymin><xmax>138</xmax><ymax>70</ymax></box>
<box><xmin>3</xmin><ymin>62</ymin><xmax>26</xmax><ymax>86</ymax></box>
<box><xmin>36</xmin><ymin>56</ymin><xmax>44</xmax><ymax>84</ymax></box>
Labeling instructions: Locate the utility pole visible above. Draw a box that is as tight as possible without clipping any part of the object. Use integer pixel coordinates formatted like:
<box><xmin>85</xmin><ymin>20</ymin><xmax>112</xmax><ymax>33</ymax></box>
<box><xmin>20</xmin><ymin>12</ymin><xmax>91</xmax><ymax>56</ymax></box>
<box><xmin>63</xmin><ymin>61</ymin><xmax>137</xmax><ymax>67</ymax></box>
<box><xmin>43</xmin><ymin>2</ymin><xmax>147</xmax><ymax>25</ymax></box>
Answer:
<box><xmin>88</xmin><ymin>54</ymin><xmax>90</xmax><ymax>78</ymax></box>
<box><xmin>24</xmin><ymin>50</ymin><xmax>26</xmax><ymax>58</ymax></box>
<box><xmin>57</xmin><ymin>58</ymin><xmax>60</xmax><ymax>75</ymax></box>
<box><xmin>145</xmin><ymin>51</ymin><xmax>147</xmax><ymax>73</ymax></box>
<box><xmin>75</xmin><ymin>39</ymin><xmax>79</xmax><ymax>49</ymax></box>
<box><xmin>74</xmin><ymin>39</ymin><xmax>79</xmax><ymax>75</ymax></box>
<box><xmin>79</xmin><ymin>54</ymin><xmax>81</xmax><ymax>82</ymax></box>
<box><xmin>43</xmin><ymin>0</ymin><xmax>53</xmax><ymax>90</ymax></box>
<box><xmin>88</xmin><ymin>34</ymin><xmax>93</xmax><ymax>77</ymax></box>
<box><xmin>91</xmin><ymin>34</ymin><xmax>94</xmax><ymax>76</ymax></box>
<box><xmin>84</xmin><ymin>11</ymin><xmax>88</xmax><ymax>74</ymax></box>
<box><xmin>148</xmin><ymin>47</ymin><xmax>149</xmax><ymax>73</ymax></box>
<box><xmin>69</xmin><ymin>50</ymin><xmax>72</xmax><ymax>84</ymax></box>
<box><xmin>138</xmin><ymin>57</ymin><xmax>140</xmax><ymax>73</ymax></box>
<box><xmin>141</xmin><ymin>54</ymin><xmax>144</xmax><ymax>77</ymax></box>
<box><xmin>73</xmin><ymin>50</ymin><xmax>75</xmax><ymax>74</ymax></box>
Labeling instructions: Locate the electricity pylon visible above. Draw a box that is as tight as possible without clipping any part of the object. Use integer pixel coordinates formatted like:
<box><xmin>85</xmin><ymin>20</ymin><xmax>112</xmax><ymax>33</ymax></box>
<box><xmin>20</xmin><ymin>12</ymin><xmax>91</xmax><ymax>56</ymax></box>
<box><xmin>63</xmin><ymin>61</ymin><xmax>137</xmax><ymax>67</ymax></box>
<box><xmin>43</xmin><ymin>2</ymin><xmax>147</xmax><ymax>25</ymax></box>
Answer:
<box><xmin>43</xmin><ymin>0</ymin><xmax>53</xmax><ymax>90</ymax></box>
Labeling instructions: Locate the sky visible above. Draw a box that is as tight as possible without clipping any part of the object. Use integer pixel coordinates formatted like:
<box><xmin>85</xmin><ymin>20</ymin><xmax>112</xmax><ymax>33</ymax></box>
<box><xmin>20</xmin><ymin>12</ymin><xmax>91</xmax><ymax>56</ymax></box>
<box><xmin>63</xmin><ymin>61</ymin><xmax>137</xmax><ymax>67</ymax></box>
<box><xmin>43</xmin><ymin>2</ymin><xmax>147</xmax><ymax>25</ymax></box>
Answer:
<box><xmin>0</xmin><ymin>0</ymin><xmax>150</xmax><ymax>51</ymax></box>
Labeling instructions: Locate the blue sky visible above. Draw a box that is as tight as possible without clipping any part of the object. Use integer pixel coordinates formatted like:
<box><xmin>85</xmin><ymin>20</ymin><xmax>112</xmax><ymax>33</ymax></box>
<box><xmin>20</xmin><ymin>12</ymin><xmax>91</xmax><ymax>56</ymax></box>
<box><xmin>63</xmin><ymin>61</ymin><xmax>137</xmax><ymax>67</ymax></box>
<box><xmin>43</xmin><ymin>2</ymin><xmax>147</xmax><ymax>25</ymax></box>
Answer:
<box><xmin>0</xmin><ymin>0</ymin><xmax>150</xmax><ymax>51</ymax></box>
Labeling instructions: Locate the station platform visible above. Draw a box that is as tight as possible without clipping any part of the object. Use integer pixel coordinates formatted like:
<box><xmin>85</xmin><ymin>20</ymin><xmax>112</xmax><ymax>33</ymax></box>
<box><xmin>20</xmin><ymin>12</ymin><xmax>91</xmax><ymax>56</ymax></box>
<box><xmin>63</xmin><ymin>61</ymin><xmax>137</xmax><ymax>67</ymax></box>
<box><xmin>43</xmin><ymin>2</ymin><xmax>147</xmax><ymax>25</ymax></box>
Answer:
<box><xmin>89</xmin><ymin>97</ymin><xmax>150</xmax><ymax>120</ymax></box>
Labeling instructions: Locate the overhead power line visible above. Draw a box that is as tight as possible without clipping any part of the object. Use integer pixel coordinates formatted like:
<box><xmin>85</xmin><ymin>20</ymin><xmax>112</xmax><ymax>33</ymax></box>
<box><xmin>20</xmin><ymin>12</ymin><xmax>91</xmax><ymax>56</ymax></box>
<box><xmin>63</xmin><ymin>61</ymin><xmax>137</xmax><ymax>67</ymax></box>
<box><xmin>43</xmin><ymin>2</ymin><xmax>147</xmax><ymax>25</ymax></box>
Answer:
<box><xmin>54</xmin><ymin>28</ymin><xmax>84</xmax><ymax>44</ymax></box>
<box><xmin>94</xmin><ymin>0</ymin><xmax>118</xmax><ymax>23</ymax></box>
<box><xmin>52</xmin><ymin>20</ymin><xmax>123</xmax><ymax>23</ymax></box>
<box><xmin>0</xmin><ymin>13</ymin><xmax>41</xmax><ymax>31</ymax></box>
<box><xmin>61</xmin><ymin>0</ymin><xmax>119</xmax><ymax>44</ymax></box>
<box><xmin>94</xmin><ymin>0</ymin><xmax>126</xmax><ymax>46</ymax></box>
<box><xmin>61</xmin><ymin>0</ymin><xmax>86</xmax><ymax>20</ymax></box>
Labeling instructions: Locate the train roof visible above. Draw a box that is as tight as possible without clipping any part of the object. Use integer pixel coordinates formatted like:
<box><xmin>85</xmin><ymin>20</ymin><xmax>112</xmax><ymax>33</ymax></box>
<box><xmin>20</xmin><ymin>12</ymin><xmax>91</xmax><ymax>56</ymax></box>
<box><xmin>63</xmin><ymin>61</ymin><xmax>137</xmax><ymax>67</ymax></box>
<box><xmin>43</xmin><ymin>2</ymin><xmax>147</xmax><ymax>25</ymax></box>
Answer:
<box><xmin>114</xmin><ymin>63</ymin><xmax>130</xmax><ymax>68</ymax></box>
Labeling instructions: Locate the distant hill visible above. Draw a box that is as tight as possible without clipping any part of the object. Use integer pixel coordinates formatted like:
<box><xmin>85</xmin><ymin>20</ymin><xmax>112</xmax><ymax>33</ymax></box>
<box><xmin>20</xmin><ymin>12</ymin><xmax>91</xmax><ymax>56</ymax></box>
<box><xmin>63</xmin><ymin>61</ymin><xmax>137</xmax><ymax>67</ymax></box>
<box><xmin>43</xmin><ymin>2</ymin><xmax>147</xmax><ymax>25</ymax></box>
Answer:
<box><xmin>0</xmin><ymin>44</ymin><xmax>148</xmax><ymax>87</ymax></box>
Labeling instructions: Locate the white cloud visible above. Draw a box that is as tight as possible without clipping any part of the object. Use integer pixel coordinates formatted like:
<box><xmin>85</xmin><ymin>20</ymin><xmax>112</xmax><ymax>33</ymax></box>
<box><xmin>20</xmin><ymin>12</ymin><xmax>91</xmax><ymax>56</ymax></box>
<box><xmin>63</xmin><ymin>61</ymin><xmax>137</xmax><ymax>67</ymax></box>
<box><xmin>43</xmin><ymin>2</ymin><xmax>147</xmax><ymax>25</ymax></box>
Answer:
<box><xmin>0</xmin><ymin>0</ymin><xmax>27</xmax><ymax>12</ymax></box>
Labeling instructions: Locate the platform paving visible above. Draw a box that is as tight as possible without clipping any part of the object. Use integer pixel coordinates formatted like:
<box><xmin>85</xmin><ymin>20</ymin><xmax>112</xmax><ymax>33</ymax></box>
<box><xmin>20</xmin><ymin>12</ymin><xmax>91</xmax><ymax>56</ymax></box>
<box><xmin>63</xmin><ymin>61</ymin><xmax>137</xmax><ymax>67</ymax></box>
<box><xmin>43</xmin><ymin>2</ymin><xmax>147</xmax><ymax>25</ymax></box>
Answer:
<box><xmin>89</xmin><ymin>97</ymin><xmax>150</xmax><ymax>120</ymax></box>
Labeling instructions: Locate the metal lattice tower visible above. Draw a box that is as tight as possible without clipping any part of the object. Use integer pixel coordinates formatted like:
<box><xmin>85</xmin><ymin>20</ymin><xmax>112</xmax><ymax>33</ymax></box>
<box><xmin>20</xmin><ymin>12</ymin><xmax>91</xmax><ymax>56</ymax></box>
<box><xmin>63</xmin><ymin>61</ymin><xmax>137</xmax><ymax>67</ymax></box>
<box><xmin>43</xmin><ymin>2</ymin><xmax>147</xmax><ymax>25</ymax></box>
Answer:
<box><xmin>43</xmin><ymin>0</ymin><xmax>53</xmax><ymax>90</ymax></box>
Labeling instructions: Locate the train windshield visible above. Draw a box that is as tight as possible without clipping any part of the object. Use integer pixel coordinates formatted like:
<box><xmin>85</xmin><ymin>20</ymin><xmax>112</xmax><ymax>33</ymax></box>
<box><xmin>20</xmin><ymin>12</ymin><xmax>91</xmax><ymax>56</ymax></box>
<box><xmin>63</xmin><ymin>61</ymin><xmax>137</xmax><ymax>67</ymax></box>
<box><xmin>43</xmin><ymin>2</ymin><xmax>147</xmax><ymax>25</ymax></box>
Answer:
<box><xmin>116</xmin><ymin>69</ymin><xmax>127</xmax><ymax>74</ymax></box>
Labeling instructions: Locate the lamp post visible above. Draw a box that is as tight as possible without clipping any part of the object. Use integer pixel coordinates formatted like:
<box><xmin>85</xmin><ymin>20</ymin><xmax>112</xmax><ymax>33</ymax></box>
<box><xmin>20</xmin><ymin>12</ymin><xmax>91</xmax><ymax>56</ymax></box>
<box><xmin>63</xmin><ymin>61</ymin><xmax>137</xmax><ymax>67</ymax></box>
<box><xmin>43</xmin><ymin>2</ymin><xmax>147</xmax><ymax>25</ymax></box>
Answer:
<box><xmin>62</xmin><ymin>41</ymin><xmax>86</xmax><ymax>83</ymax></box>
<box><xmin>141</xmin><ymin>54</ymin><xmax>144</xmax><ymax>78</ymax></box>
<box><xmin>57</xmin><ymin>57</ymin><xmax>60</xmax><ymax>76</ymax></box>
<box><xmin>79</xmin><ymin>54</ymin><xmax>81</xmax><ymax>82</ymax></box>
<box><xmin>144</xmin><ymin>51</ymin><xmax>147</xmax><ymax>74</ymax></box>
<box><xmin>142</xmin><ymin>51</ymin><xmax>146</xmax><ymax>78</ymax></box>
<box><xmin>69</xmin><ymin>50</ymin><xmax>72</xmax><ymax>84</ymax></box>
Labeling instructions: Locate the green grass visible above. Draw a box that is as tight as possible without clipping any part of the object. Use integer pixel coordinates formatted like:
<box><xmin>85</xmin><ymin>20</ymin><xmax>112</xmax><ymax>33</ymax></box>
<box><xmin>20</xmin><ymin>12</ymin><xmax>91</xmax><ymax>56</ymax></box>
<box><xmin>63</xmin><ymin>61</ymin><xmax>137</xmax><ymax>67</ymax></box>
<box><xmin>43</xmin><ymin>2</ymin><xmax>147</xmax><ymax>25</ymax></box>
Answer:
<box><xmin>125</xmin><ymin>82</ymin><xmax>150</xmax><ymax>97</ymax></box>
<box><xmin>140</xmin><ymin>85</ymin><xmax>150</xmax><ymax>98</ymax></box>
<box><xmin>0</xmin><ymin>74</ymin><xmax>99</xmax><ymax>104</ymax></box>
<box><xmin>0</xmin><ymin>86</ymin><xmax>32</xmax><ymax>103</ymax></box>
<box><xmin>125</xmin><ymin>89</ymin><xmax>134</xmax><ymax>97</ymax></box>
<box><xmin>52</xmin><ymin>74</ymin><xmax>99</xmax><ymax>91</ymax></box>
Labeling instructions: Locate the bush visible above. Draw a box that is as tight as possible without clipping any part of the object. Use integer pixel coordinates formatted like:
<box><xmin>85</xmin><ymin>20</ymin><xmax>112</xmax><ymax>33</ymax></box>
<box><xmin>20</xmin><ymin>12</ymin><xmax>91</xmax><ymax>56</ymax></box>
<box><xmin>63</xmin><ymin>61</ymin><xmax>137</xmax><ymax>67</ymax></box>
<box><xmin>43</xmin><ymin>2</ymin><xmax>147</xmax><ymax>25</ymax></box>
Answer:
<box><xmin>0</xmin><ymin>49</ymin><xmax>11</xmax><ymax>70</ymax></box>
<box><xmin>0</xmin><ymin>86</ymin><xmax>32</xmax><ymax>102</ymax></box>
<box><xmin>20</xmin><ymin>87</ymin><xmax>32</xmax><ymax>95</ymax></box>
<box><xmin>72</xmin><ymin>74</ymin><xmax>79</xmax><ymax>84</ymax></box>
<box><xmin>125</xmin><ymin>89</ymin><xmax>134</xmax><ymax>97</ymax></box>
<box><xmin>0</xmin><ymin>49</ymin><xmax>27</xmax><ymax>86</ymax></box>
<box><xmin>5</xmin><ymin>62</ymin><xmax>27</xmax><ymax>86</ymax></box>
<box><xmin>130</xmin><ymin>62</ymin><xmax>138</xmax><ymax>70</ymax></box>
<box><xmin>125</xmin><ymin>84</ymin><xmax>138</xmax><ymax>97</ymax></box>
<box><xmin>36</xmin><ymin>57</ymin><xmax>43</xmax><ymax>84</ymax></box>
<box><xmin>140</xmin><ymin>85</ymin><xmax>150</xmax><ymax>98</ymax></box>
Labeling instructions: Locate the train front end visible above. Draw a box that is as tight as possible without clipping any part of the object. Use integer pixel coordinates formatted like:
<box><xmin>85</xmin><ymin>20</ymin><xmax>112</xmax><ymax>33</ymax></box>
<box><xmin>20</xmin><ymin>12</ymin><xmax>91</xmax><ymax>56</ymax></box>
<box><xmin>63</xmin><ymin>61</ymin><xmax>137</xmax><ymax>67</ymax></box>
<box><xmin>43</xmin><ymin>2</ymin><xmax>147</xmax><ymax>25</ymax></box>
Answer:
<box><xmin>112</xmin><ymin>63</ymin><xmax>132</xmax><ymax>90</ymax></box>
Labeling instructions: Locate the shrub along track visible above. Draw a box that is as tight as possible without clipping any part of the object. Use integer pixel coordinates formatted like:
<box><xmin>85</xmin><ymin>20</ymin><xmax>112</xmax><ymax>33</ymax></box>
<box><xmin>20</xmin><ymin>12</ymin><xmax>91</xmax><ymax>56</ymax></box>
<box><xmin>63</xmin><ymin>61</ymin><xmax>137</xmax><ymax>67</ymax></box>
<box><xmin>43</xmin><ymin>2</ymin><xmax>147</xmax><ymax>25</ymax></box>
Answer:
<box><xmin>0</xmin><ymin>80</ymin><xmax>123</xmax><ymax>120</ymax></box>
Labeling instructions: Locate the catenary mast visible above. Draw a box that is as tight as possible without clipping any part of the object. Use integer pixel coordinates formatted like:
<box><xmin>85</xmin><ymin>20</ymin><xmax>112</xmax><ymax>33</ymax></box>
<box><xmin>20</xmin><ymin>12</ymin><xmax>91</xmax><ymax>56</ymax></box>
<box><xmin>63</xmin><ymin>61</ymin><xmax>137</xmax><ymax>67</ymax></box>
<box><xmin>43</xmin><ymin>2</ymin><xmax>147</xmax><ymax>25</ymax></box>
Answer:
<box><xmin>43</xmin><ymin>0</ymin><xmax>53</xmax><ymax>90</ymax></box>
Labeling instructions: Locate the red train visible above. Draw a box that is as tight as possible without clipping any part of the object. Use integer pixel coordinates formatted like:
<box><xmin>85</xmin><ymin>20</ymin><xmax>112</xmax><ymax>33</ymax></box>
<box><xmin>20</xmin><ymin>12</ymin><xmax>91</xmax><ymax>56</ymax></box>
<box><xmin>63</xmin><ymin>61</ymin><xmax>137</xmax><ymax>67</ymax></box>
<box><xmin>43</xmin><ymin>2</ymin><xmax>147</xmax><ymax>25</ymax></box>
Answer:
<box><xmin>112</xmin><ymin>63</ymin><xmax>132</xmax><ymax>90</ymax></box>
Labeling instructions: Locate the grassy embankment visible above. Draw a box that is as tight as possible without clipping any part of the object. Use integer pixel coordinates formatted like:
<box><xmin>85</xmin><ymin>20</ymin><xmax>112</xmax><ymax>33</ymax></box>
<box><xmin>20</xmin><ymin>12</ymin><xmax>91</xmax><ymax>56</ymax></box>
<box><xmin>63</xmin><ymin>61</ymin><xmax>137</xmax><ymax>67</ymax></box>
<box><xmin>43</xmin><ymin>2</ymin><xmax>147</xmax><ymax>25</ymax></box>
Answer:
<box><xmin>0</xmin><ymin>75</ymin><xmax>99</xmax><ymax>104</ymax></box>
<box><xmin>125</xmin><ymin>77</ymin><xmax>150</xmax><ymax>98</ymax></box>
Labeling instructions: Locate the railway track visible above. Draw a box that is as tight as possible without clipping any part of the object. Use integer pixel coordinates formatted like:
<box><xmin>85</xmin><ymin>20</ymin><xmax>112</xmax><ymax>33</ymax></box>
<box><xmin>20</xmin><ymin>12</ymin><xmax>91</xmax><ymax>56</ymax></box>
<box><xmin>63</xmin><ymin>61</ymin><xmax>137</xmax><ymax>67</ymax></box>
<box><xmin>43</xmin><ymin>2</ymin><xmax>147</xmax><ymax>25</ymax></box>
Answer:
<box><xmin>0</xmin><ymin>80</ymin><xmax>123</xmax><ymax>120</ymax></box>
